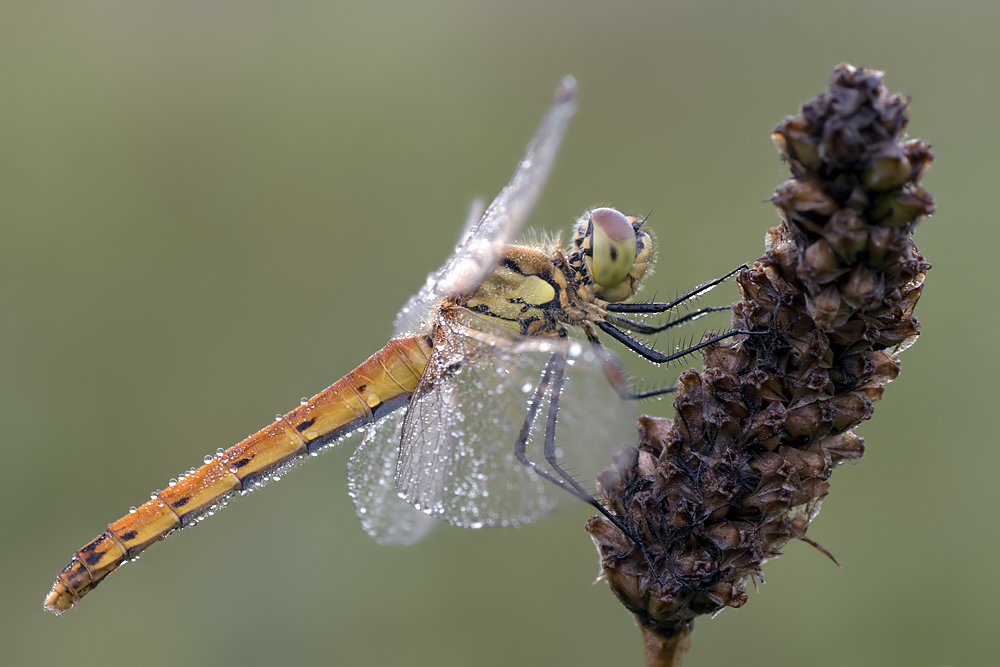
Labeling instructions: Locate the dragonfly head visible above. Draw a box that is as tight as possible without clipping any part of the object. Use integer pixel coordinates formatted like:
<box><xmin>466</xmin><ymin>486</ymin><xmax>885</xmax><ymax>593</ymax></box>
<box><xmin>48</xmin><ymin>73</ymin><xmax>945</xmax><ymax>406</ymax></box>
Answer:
<box><xmin>571</xmin><ymin>207</ymin><xmax>654</xmax><ymax>303</ymax></box>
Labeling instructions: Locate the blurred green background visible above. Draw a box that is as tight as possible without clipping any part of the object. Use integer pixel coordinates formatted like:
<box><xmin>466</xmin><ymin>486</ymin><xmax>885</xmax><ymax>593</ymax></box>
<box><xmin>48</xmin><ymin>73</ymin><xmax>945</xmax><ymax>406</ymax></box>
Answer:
<box><xmin>1</xmin><ymin>1</ymin><xmax>991</xmax><ymax>666</ymax></box>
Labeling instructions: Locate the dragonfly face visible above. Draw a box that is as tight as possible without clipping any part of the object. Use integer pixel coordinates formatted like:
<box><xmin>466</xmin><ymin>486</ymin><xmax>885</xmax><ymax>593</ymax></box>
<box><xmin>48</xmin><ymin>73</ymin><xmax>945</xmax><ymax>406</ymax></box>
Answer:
<box><xmin>46</xmin><ymin>76</ymin><xmax>743</xmax><ymax>614</ymax></box>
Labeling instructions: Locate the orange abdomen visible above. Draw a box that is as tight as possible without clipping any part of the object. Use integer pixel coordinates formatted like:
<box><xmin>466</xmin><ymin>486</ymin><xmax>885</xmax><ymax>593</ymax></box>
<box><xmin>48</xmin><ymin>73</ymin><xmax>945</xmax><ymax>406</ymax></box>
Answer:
<box><xmin>44</xmin><ymin>335</ymin><xmax>432</xmax><ymax>614</ymax></box>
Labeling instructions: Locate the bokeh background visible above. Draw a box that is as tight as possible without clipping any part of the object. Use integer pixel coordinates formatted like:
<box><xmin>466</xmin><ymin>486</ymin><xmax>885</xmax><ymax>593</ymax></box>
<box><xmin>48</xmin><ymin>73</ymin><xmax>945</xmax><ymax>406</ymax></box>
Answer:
<box><xmin>2</xmin><ymin>2</ymin><xmax>993</xmax><ymax>666</ymax></box>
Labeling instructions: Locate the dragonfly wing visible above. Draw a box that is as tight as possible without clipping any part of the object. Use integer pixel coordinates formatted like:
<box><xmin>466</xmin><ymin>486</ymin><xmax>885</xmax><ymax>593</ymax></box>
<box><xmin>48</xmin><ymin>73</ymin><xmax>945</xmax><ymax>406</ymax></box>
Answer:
<box><xmin>395</xmin><ymin>314</ymin><xmax>636</xmax><ymax>529</ymax></box>
<box><xmin>347</xmin><ymin>408</ymin><xmax>439</xmax><ymax>545</ymax></box>
<box><xmin>393</xmin><ymin>77</ymin><xmax>578</xmax><ymax>336</ymax></box>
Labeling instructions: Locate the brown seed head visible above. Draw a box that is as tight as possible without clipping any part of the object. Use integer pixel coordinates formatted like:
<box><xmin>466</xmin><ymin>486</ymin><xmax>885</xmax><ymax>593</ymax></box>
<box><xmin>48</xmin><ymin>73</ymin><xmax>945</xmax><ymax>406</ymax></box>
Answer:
<box><xmin>587</xmin><ymin>64</ymin><xmax>933</xmax><ymax>664</ymax></box>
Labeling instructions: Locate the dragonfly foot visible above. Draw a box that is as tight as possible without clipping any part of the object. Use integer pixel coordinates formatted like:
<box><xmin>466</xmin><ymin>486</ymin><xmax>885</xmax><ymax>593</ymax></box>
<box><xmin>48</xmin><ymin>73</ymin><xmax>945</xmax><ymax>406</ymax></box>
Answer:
<box><xmin>589</xmin><ymin>499</ymin><xmax>665</xmax><ymax>588</ymax></box>
<box><xmin>637</xmin><ymin>540</ymin><xmax>666</xmax><ymax>589</ymax></box>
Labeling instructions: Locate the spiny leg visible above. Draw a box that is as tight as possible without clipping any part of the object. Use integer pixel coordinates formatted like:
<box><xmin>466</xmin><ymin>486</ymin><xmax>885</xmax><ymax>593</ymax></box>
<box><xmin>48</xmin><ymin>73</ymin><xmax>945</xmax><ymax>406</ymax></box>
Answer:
<box><xmin>513</xmin><ymin>353</ymin><xmax>573</xmax><ymax>493</ymax></box>
<box><xmin>513</xmin><ymin>348</ymin><xmax>664</xmax><ymax>585</ymax></box>
<box><xmin>589</xmin><ymin>317</ymin><xmax>761</xmax><ymax>401</ymax></box>
<box><xmin>605</xmin><ymin>264</ymin><xmax>746</xmax><ymax>315</ymax></box>
<box><xmin>608</xmin><ymin>305</ymin><xmax>732</xmax><ymax>335</ymax></box>
<box><xmin>540</xmin><ymin>352</ymin><xmax>596</xmax><ymax>502</ymax></box>
<box><xmin>625</xmin><ymin>385</ymin><xmax>677</xmax><ymax>400</ymax></box>
<box><xmin>583</xmin><ymin>334</ymin><xmax>678</xmax><ymax>401</ymax></box>
<box><xmin>540</xmin><ymin>353</ymin><xmax>664</xmax><ymax>504</ymax></box>
<box><xmin>595</xmin><ymin>265</ymin><xmax>748</xmax><ymax>386</ymax></box>
<box><xmin>597</xmin><ymin>321</ymin><xmax>753</xmax><ymax>364</ymax></box>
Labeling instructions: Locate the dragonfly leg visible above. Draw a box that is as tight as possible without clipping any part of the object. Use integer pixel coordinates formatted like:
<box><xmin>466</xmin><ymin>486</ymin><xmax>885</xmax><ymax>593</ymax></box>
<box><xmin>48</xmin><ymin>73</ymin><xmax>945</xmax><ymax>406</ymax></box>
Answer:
<box><xmin>608</xmin><ymin>305</ymin><xmax>732</xmax><ymax>335</ymax></box>
<box><xmin>604</xmin><ymin>264</ymin><xmax>746</xmax><ymax>315</ymax></box>
<box><xmin>624</xmin><ymin>385</ymin><xmax>677</xmax><ymax>400</ymax></box>
<box><xmin>596</xmin><ymin>321</ymin><xmax>755</xmax><ymax>364</ymax></box>
<box><xmin>514</xmin><ymin>350</ymin><xmax>666</xmax><ymax>587</ymax></box>
<box><xmin>513</xmin><ymin>353</ymin><xmax>580</xmax><ymax>497</ymax></box>
<box><xmin>583</xmin><ymin>335</ymin><xmax>680</xmax><ymax>402</ymax></box>
<box><xmin>539</xmin><ymin>352</ymin><xmax>596</xmax><ymax>502</ymax></box>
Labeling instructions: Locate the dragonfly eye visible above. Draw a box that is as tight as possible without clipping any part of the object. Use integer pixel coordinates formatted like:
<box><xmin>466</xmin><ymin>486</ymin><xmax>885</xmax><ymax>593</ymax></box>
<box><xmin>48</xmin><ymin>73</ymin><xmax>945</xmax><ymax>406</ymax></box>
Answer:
<box><xmin>585</xmin><ymin>208</ymin><xmax>637</xmax><ymax>290</ymax></box>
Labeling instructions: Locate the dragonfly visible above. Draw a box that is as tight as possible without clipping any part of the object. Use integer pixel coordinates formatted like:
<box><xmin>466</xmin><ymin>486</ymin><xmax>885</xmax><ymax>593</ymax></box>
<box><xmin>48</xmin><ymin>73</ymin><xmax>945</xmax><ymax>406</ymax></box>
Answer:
<box><xmin>45</xmin><ymin>76</ymin><xmax>745</xmax><ymax>614</ymax></box>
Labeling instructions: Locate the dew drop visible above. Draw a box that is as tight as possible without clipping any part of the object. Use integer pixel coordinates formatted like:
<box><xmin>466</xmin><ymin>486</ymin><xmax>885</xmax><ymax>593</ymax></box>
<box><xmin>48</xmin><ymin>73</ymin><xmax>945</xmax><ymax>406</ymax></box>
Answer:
<box><xmin>129</xmin><ymin>506</ymin><xmax>137</xmax><ymax>514</ymax></box>
<box><xmin>203</xmin><ymin>455</ymin><xmax>214</xmax><ymax>464</ymax></box>
<box><xmin>229</xmin><ymin>464</ymin><xmax>239</xmax><ymax>474</ymax></box>
<box><xmin>300</xmin><ymin>397</ymin><xmax>309</xmax><ymax>405</ymax></box>
<box><xmin>216</xmin><ymin>447</ymin><xmax>225</xmax><ymax>456</ymax></box>
<box><xmin>168</xmin><ymin>478</ymin><xmax>177</xmax><ymax>487</ymax></box>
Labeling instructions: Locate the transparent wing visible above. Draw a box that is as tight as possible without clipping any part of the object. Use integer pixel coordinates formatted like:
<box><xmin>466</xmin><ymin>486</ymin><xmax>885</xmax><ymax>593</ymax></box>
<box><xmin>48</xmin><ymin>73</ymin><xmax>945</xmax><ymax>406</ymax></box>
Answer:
<box><xmin>347</xmin><ymin>408</ymin><xmax>439</xmax><ymax>545</ymax></box>
<box><xmin>393</xmin><ymin>77</ymin><xmax>578</xmax><ymax>336</ymax></box>
<box><xmin>395</xmin><ymin>312</ymin><xmax>636</xmax><ymax>529</ymax></box>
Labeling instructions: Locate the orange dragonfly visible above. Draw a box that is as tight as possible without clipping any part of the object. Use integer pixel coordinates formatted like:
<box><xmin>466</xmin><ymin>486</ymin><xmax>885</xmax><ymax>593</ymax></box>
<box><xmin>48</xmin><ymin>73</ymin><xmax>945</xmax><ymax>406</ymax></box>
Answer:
<box><xmin>45</xmin><ymin>77</ymin><xmax>743</xmax><ymax>613</ymax></box>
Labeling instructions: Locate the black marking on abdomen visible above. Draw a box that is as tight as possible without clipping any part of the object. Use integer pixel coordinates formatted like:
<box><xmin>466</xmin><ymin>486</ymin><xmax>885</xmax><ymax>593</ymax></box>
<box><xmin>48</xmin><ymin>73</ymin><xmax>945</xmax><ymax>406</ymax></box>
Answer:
<box><xmin>295</xmin><ymin>418</ymin><xmax>316</xmax><ymax>432</ymax></box>
<box><xmin>176</xmin><ymin>490</ymin><xmax>238</xmax><ymax>527</ymax></box>
<box><xmin>303</xmin><ymin>415</ymin><xmax>366</xmax><ymax>454</ymax></box>
<box><xmin>171</xmin><ymin>497</ymin><xmax>190</xmax><ymax>509</ymax></box>
<box><xmin>303</xmin><ymin>392</ymin><xmax>412</xmax><ymax>454</ymax></box>
<box><xmin>371</xmin><ymin>392</ymin><xmax>412</xmax><ymax>421</ymax></box>
<box><xmin>79</xmin><ymin>537</ymin><xmax>103</xmax><ymax>554</ymax></box>
<box><xmin>119</xmin><ymin>530</ymin><xmax>138</xmax><ymax>541</ymax></box>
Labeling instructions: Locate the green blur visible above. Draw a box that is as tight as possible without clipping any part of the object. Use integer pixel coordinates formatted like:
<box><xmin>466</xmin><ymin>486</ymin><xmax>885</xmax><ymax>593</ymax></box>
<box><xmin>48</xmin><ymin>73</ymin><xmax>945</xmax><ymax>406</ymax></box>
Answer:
<box><xmin>1</xmin><ymin>2</ymin><xmax>990</xmax><ymax>666</ymax></box>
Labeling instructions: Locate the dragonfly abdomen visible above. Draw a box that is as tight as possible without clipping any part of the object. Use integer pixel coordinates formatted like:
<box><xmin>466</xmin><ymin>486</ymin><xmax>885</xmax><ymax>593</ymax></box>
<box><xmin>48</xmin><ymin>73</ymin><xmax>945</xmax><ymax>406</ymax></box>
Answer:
<box><xmin>44</xmin><ymin>335</ymin><xmax>432</xmax><ymax>614</ymax></box>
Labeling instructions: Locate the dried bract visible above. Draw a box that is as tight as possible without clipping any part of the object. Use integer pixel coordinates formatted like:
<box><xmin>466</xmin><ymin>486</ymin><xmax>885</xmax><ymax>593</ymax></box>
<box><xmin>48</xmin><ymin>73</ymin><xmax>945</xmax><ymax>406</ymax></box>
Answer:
<box><xmin>587</xmin><ymin>64</ymin><xmax>933</xmax><ymax>665</ymax></box>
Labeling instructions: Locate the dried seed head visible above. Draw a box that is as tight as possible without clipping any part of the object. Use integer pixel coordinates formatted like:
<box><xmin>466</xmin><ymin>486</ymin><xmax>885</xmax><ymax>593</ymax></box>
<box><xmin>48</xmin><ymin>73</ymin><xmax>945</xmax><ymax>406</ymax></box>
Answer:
<box><xmin>588</xmin><ymin>64</ymin><xmax>933</xmax><ymax>663</ymax></box>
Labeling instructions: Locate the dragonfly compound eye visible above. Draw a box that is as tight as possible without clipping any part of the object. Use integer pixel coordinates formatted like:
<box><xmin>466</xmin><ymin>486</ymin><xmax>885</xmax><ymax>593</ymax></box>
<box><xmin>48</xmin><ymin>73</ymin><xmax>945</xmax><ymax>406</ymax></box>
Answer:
<box><xmin>585</xmin><ymin>208</ymin><xmax>637</xmax><ymax>290</ymax></box>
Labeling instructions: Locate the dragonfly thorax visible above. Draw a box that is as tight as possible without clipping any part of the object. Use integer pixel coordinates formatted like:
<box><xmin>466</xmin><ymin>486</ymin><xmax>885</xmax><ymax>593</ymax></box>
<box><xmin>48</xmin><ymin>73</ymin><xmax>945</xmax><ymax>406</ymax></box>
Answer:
<box><xmin>569</xmin><ymin>207</ymin><xmax>654</xmax><ymax>303</ymax></box>
<box><xmin>460</xmin><ymin>245</ymin><xmax>574</xmax><ymax>337</ymax></box>
<box><xmin>457</xmin><ymin>209</ymin><xmax>654</xmax><ymax>339</ymax></box>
